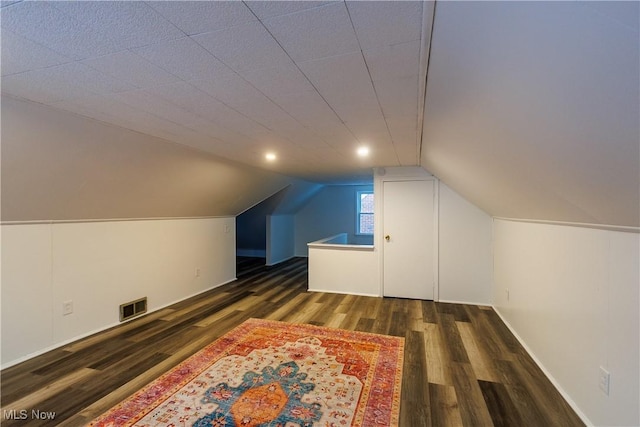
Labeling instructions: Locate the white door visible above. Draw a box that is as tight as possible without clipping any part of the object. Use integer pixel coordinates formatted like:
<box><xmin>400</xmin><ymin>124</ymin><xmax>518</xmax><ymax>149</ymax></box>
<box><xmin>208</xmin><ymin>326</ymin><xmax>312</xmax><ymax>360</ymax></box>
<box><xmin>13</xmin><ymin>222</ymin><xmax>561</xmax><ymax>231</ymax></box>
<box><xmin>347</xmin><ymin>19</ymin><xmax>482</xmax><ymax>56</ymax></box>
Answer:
<box><xmin>383</xmin><ymin>179</ymin><xmax>435</xmax><ymax>299</ymax></box>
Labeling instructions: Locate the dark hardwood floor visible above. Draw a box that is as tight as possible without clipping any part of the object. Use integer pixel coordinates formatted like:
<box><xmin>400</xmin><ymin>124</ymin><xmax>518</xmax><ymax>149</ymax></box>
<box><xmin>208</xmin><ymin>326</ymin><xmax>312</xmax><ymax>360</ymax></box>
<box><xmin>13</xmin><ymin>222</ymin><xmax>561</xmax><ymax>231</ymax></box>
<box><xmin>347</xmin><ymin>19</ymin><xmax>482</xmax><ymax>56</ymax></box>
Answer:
<box><xmin>1</xmin><ymin>257</ymin><xmax>584</xmax><ymax>426</ymax></box>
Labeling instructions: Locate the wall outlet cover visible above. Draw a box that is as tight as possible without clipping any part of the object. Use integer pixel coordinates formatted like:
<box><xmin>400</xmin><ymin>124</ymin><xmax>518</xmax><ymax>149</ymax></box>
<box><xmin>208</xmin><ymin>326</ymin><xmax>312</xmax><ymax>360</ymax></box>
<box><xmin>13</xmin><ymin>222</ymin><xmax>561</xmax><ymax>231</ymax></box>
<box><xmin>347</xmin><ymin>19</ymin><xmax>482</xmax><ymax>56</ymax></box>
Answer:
<box><xmin>62</xmin><ymin>300</ymin><xmax>73</xmax><ymax>316</ymax></box>
<box><xmin>599</xmin><ymin>366</ymin><xmax>610</xmax><ymax>396</ymax></box>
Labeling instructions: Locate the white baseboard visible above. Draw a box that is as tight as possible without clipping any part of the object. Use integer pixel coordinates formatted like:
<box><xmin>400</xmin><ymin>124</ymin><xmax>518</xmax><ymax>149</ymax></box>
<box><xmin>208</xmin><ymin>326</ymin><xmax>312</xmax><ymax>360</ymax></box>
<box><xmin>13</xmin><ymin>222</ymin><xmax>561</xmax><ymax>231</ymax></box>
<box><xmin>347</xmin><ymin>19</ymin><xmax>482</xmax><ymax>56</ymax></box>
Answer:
<box><xmin>308</xmin><ymin>288</ymin><xmax>380</xmax><ymax>298</ymax></box>
<box><xmin>1</xmin><ymin>277</ymin><xmax>237</xmax><ymax>370</ymax></box>
<box><xmin>438</xmin><ymin>298</ymin><xmax>492</xmax><ymax>306</ymax></box>
<box><xmin>492</xmin><ymin>306</ymin><xmax>593</xmax><ymax>427</ymax></box>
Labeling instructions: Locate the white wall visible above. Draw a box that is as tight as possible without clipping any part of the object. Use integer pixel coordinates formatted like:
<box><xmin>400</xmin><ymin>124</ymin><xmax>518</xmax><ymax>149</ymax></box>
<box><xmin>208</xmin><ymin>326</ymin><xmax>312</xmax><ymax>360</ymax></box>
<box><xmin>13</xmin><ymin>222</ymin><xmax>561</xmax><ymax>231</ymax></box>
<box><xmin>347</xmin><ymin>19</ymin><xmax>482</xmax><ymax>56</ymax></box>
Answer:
<box><xmin>421</xmin><ymin>1</ymin><xmax>640</xmax><ymax>227</ymax></box>
<box><xmin>2</xmin><ymin>96</ymin><xmax>296</xmax><ymax>221</ymax></box>
<box><xmin>266</xmin><ymin>215</ymin><xmax>295</xmax><ymax>266</ymax></box>
<box><xmin>439</xmin><ymin>182</ymin><xmax>492</xmax><ymax>304</ymax></box>
<box><xmin>308</xmin><ymin>245</ymin><xmax>378</xmax><ymax>296</ymax></box>
<box><xmin>294</xmin><ymin>184</ymin><xmax>373</xmax><ymax>256</ymax></box>
<box><xmin>373</xmin><ymin>167</ymin><xmax>492</xmax><ymax>304</ymax></box>
<box><xmin>1</xmin><ymin>217</ymin><xmax>236</xmax><ymax>367</ymax></box>
<box><xmin>493</xmin><ymin>219</ymin><xmax>639</xmax><ymax>426</ymax></box>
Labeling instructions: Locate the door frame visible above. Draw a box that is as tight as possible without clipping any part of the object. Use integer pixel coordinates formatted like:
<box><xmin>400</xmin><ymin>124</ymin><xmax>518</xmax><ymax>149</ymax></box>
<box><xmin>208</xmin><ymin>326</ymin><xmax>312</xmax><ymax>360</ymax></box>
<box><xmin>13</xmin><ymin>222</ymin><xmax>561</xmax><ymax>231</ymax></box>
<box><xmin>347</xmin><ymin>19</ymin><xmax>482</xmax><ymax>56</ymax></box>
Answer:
<box><xmin>374</xmin><ymin>169</ymin><xmax>439</xmax><ymax>301</ymax></box>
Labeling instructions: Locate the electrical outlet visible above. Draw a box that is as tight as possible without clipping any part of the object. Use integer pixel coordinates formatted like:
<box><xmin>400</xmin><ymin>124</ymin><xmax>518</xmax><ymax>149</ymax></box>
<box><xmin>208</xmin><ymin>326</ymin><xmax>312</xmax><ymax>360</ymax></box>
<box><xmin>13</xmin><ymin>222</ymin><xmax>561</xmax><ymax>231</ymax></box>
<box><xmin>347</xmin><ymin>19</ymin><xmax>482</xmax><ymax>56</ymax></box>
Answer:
<box><xmin>195</xmin><ymin>268</ymin><xmax>201</xmax><ymax>277</ymax></box>
<box><xmin>62</xmin><ymin>300</ymin><xmax>73</xmax><ymax>316</ymax></box>
<box><xmin>599</xmin><ymin>366</ymin><xmax>610</xmax><ymax>396</ymax></box>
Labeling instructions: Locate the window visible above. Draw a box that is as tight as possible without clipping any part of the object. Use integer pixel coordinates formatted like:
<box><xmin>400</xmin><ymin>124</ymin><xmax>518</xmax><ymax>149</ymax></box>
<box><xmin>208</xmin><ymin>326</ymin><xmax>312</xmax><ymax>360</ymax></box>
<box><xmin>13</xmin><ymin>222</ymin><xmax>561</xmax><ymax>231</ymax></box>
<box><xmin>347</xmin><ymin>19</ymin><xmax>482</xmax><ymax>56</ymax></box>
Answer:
<box><xmin>356</xmin><ymin>191</ymin><xmax>374</xmax><ymax>235</ymax></box>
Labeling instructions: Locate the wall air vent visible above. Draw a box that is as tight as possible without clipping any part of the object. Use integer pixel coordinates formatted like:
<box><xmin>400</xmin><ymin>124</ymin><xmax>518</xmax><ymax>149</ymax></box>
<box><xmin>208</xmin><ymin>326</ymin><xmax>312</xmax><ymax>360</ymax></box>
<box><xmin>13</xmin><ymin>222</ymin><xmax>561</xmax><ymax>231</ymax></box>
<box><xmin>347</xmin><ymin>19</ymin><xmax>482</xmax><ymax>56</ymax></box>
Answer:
<box><xmin>119</xmin><ymin>297</ymin><xmax>147</xmax><ymax>322</ymax></box>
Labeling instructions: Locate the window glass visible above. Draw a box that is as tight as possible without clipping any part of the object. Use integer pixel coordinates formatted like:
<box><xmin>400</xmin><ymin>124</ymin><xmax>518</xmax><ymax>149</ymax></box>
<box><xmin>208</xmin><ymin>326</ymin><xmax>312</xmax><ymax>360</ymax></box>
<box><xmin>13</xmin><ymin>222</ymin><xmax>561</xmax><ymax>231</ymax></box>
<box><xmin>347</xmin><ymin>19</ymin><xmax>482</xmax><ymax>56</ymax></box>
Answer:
<box><xmin>357</xmin><ymin>191</ymin><xmax>374</xmax><ymax>234</ymax></box>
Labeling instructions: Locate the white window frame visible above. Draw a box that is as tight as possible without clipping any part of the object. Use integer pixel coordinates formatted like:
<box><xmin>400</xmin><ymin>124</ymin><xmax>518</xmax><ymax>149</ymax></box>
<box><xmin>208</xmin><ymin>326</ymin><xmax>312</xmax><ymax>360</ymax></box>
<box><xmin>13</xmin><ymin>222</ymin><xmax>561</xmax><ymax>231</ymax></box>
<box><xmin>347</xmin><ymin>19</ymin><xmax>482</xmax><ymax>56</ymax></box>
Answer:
<box><xmin>356</xmin><ymin>190</ymin><xmax>374</xmax><ymax>236</ymax></box>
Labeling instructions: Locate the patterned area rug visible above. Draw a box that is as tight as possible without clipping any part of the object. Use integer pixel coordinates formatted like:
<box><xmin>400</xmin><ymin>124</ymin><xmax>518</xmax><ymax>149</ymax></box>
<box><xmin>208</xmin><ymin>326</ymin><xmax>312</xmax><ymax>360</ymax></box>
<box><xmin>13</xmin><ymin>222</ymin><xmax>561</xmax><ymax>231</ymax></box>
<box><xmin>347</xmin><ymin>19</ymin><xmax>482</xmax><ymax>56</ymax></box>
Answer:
<box><xmin>89</xmin><ymin>318</ymin><xmax>404</xmax><ymax>426</ymax></box>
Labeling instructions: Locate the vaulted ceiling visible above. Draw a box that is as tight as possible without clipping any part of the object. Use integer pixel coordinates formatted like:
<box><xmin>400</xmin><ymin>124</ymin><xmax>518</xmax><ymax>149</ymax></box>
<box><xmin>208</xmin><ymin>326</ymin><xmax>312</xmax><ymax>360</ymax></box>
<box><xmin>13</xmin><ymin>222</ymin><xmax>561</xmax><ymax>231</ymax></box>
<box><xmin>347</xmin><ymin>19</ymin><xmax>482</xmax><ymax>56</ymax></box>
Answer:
<box><xmin>1</xmin><ymin>0</ymin><xmax>430</xmax><ymax>182</ymax></box>
<box><xmin>1</xmin><ymin>1</ymin><xmax>638</xmax><ymax>227</ymax></box>
<box><xmin>423</xmin><ymin>1</ymin><xmax>639</xmax><ymax>227</ymax></box>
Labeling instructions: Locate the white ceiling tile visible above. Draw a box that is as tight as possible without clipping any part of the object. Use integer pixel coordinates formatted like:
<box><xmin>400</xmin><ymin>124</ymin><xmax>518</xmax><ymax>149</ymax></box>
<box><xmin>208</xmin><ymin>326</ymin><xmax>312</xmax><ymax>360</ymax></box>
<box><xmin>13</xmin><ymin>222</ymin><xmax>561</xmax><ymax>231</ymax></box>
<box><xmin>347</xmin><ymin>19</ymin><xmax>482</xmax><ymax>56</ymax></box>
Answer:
<box><xmin>45</xmin><ymin>62</ymin><xmax>135</xmax><ymax>94</ymax></box>
<box><xmin>335</xmin><ymin>139</ymin><xmax>394</xmax><ymax>155</ymax></box>
<box><xmin>583</xmin><ymin>1</ymin><xmax>639</xmax><ymax>32</ymax></box>
<box><xmin>386</xmin><ymin>116</ymin><xmax>418</xmax><ymax>144</ymax></box>
<box><xmin>2</xmin><ymin>71</ymin><xmax>96</xmax><ymax>104</ymax></box>
<box><xmin>315</xmin><ymin>126</ymin><xmax>358</xmax><ymax>148</ymax></box>
<box><xmin>1</xmin><ymin>62</ymin><xmax>130</xmax><ymax>103</ymax></box>
<box><xmin>298</xmin><ymin>53</ymin><xmax>386</xmax><ymax>130</ymax></box>
<box><xmin>386</xmin><ymin>115</ymin><xmax>419</xmax><ymax>164</ymax></box>
<box><xmin>51</xmin><ymin>1</ymin><xmax>183</xmax><ymax>50</ymax></box>
<box><xmin>270</xmin><ymin>90</ymin><xmax>343</xmax><ymax>129</ymax></box>
<box><xmin>347</xmin><ymin>1</ymin><xmax>423</xmax><ymax>50</ymax></box>
<box><xmin>196</xmin><ymin>101</ymin><xmax>271</xmax><ymax>141</ymax></box>
<box><xmin>276</xmin><ymin>121</ymin><xmax>326</xmax><ymax>145</ymax></box>
<box><xmin>335</xmin><ymin>113</ymin><xmax>389</xmax><ymax>147</ymax></box>
<box><xmin>190</xmin><ymin>74</ymin><xmax>266</xmax><ymax>107</ymax></box>
<box><xmin>298</xmin><ymin>52</ymin><xmax>372</xmax><ymax>94</ymax></box>
<box><xmin>147</xmin><ymin>1</ymin><xmax>256</xmax><ymax>36</ymax></box>
<box><xmin>52</xmin><ymin>96</ymin><xmax>140</xmax><ymax>129</ymax></box>
<box><xmin>1</xmin><ymin>1</ymin><xmax>22</xmax><ymax>8</ymax></box>
<box><xmin>192</xmin><ymin>22</ymin><xmax>292</xmax><ymax>72</ymax></box>
<box><xmin>184</xmin><ymin>120</ymin><xmax>257</xmax><ymax>147</ymax></box>
<box><xmin>112</xmin><ymin>90</ymin><xmax>211</xmax><ymax>129</ymax></box>
<box><xmin>285</xmin><ymin>132</ymin><xmax>334</xmax><ymax>150</ymax></box>
<box><xmin>395</xmin><ymin>145</ymin><xmax>419</xmax><ymax>166</ymax></box>
<box><xmin>239</xmin><ymin>64</ymin><xmax>314</xmax><ymax>99</ymax></box>
<box><xmin>262</xmin><ymin>2</ymin><xmax>360</xmax><ymax>62</ymax></box>
<box><xmin>133</xmin><ymin>37</ymin><xmax>235</xmax><ymax>81</ymax></box>
<box><xmin>1</xmin><ymin>30</ymin><xmax>71</xmax><ymax>76</ymax></box>
<box><xmin>246</xmin><ymin>1</ymin><xmax>334</xmax><ymax>20</ymax></box>
<box><xmin>229</xmin><ymin>96</ymin><xmax>302</xmax><ymax>134</ymax></box>
<box><xmin>297</xmin><ymin>52</ymin><xmax>379</xmax><ymax>112</ymax></box>
<box><xmin>372</xmin><ymin>148</ymin><xmax>402</xmax><ymax>167</ymax></box>
<box><xmin>143</xmin><ymin>82</ymin><xmax>219</xmax><ymax>112</ymax></box>
<box><xmin>182</xmin><ymin>137</ymin><xmax>256</xmax><ymax>157</ymax></box>
<box><xmin>0</xmin><ymin>1</ymin><xmax>122</xmax><ymax>59</ymax></box>
<box><xmin>81</xmin><ymin>51</ymin><xmax>180</xmax><ymax>89</ymax></box>
<box><xmin>54</xmin><ymin>95</ymin><xmax>188</xmax><ymax>142</ymax></box>
<box><xmin>362</xmin><ymin>40</ymin><xmax>421</xmax><ymax>82</ymax></box>
<box><xmin>374</xmin><ymin>76</ymin><xmax>419</xmax><ymax>119</ymax></box>
<box><xmin>138</xmin><ymin>120</ymin><xmax>213</xmax><ymax>145</ymax></box>
<box><xmin>348</xmin><ymin>124</ymin><xmax>393</xmax><ymax>146</ymax></box>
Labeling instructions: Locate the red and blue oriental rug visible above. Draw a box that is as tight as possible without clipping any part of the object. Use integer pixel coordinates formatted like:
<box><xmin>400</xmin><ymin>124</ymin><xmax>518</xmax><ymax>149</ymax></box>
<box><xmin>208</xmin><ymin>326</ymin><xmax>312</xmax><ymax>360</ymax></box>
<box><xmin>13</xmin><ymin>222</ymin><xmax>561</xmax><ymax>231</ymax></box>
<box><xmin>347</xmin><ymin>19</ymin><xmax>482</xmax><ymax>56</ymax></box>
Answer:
<box><xmin>89</xmin><ymin>318</ymin><xmax>404</xmax><ymax>426</ymax></box>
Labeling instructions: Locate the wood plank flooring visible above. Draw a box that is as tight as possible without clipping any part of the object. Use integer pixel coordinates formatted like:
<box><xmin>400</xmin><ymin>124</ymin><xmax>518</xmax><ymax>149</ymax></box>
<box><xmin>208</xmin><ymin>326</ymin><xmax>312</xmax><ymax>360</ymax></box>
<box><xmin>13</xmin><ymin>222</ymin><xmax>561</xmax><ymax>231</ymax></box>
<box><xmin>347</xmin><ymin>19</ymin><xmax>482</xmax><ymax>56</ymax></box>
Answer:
<box><xmin>1</xmin><ymin>257</ymin><xmax>584</xmax><ymax>426</ymax></box>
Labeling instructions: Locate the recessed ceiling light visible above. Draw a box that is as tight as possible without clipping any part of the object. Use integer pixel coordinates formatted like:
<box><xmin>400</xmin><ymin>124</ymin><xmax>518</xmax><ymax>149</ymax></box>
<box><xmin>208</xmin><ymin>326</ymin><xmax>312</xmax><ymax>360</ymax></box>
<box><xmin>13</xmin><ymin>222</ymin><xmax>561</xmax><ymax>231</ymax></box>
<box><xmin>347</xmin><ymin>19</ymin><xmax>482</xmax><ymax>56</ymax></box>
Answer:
<box><xmin>357</xmin><ymin>146</ymin><xmax>370</xmax><ymax>157</ymax></box>
<box><xmin>265</xmin><ymin>152</ymin><xmax>277</xmax><ymax>161</ymax></box>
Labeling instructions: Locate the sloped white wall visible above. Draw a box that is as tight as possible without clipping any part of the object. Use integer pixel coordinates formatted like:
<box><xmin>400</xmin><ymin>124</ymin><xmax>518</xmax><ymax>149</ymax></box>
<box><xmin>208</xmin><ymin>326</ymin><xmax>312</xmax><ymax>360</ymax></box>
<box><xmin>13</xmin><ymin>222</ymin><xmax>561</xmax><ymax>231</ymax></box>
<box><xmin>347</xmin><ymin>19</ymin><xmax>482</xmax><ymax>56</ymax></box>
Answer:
<box><xmin>266</xmin><ymin>215</ymin><xmax>295</xmax><ymax>266</ymax></box>
<box><xmin>493</xmin><ymin>219</ymin><xmax>639</xmax><ymax>426</ymax></box>
<box><xmin>1</xmin><ymin>96</ymin><xmax>295</xmax><ymax>221</ymax></box>
<box><xmin>439</xmin><ymin>182</ymin><xmax>492</xmax><ymax>304</ymax></box>
<box><xmin>422</xmin><ymin>1</ymin><xmax>639</xmax><ymax>227</ymax></box>
<box><xmin>1</xmin><ymin>217</ymin><xmax>236</xmax><ymax>367</ymax></box>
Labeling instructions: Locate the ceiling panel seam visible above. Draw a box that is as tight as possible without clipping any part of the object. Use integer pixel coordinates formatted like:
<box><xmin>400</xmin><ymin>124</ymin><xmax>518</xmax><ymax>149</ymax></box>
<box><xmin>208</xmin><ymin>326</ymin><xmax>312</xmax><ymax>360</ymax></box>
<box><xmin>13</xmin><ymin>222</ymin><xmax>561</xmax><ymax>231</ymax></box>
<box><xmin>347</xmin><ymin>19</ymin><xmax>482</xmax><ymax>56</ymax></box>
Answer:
<box><xmin>417</xmin><ymin>0</ymin><xmax>438</xmax><ymax>164</ymax></box>
<box><xmin>101</xmin><ymin>2</ymin><xmax>309</xmax><ymax>155</ymax></box>
<box><xmin>242</xmin><ymin>0</ymin><xmax>365</xmax><ymax>149</ymax></box>
<box><xmin>344</xmin><ymin>1</ymin><xmax>401</xmax><ymax>166</ymax></box>
<box><xmin>147</xmin><ymin>2</ymin><xmax>339</xmax><ymax>153</ymax></box>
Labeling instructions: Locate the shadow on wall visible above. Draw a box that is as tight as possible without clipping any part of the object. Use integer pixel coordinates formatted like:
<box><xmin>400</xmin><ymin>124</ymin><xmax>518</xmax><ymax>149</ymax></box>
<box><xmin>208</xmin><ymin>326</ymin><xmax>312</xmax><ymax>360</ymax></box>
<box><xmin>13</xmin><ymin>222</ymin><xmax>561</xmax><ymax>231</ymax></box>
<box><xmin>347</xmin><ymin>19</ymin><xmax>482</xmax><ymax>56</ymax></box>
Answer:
<box><xmin>236</xmin><ymin>182</ymin><xmax>375</xmax><ymax>261</ymax></box>
<box><xmin>294</xmin><ymin>184</ymin><xmax>375</xmax><ymax>257</ymax></box>
<box><xmin>236</xmin><ymin>181</ymin><xmax>323</xmax><ymax>259</ymax></box>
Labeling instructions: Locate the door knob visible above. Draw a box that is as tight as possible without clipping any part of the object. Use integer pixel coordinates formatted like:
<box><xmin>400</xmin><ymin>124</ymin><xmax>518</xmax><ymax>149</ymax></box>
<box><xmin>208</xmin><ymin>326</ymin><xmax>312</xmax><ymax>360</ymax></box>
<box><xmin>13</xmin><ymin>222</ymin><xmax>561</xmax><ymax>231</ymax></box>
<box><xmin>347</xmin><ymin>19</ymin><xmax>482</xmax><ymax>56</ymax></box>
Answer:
<box><xmin>385</xmin><ymin>235</ymin><xmax>390</xmax><ymax>242</ymax></box>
